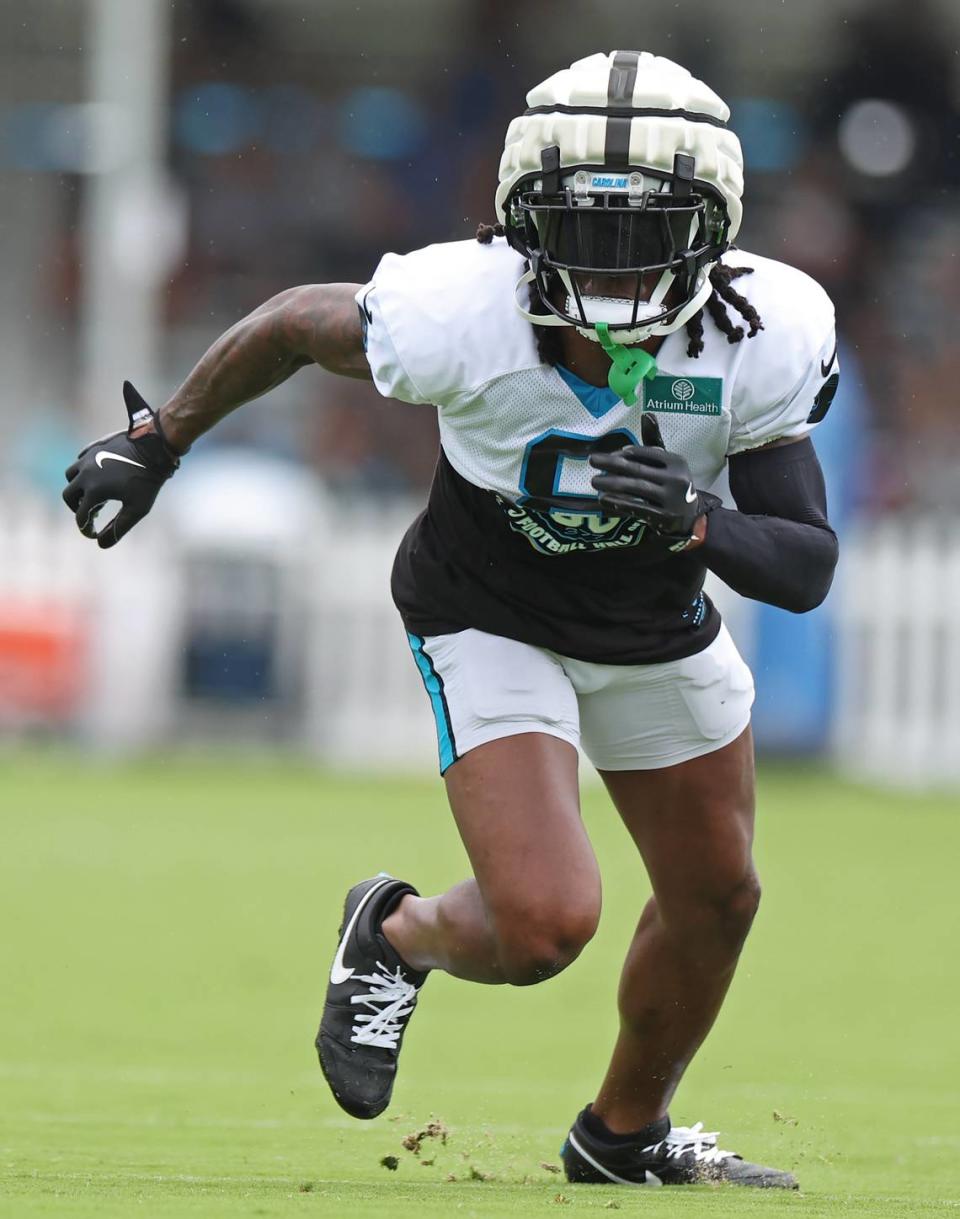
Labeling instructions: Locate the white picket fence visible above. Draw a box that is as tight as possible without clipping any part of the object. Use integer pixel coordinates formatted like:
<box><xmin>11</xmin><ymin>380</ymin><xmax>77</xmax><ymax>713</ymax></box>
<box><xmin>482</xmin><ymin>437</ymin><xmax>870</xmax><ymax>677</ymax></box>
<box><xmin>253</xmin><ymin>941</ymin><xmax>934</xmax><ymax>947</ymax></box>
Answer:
<box><xmin>1</xmin><ymin>480</ymin><xmax>959</xmax><ymax>787</ymax></box>
<box><xmin>833</xmin><ymin>521</ymin><xmax>960</xmax><ymax>786</ymax></box>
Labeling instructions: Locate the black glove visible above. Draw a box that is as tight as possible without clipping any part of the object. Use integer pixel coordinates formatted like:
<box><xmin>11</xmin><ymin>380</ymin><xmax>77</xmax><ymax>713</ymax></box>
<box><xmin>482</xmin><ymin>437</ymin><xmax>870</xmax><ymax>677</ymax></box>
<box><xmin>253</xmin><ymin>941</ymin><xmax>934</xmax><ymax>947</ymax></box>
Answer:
<box><xmin>62</xmin><ymin>381</ymin><xmax>181</xmax><ymax>549</ymax></box>
<box><xmin>589</xmin><ymin>414</ymin><xmax>719</xmax><ymax>549</ymax></box>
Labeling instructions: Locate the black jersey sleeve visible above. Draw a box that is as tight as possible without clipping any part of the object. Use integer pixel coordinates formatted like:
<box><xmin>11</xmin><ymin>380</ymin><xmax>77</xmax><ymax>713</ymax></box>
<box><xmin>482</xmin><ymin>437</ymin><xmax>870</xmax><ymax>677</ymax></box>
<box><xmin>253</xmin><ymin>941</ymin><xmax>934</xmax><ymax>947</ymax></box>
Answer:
<box><xmin>698</xmin><ymin>436</ymin><xmax>839</xmax><ymax>613</ymax></box>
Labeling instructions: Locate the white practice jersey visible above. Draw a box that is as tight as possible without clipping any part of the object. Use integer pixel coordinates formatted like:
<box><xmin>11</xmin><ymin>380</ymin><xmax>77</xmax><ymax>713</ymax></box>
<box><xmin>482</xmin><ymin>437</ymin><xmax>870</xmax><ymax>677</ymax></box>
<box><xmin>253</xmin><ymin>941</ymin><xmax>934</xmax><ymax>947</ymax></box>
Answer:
<box><xmin>357</xmin><ymin>236</ymin><xmax>838</xmax><ymax>664</ymax></box>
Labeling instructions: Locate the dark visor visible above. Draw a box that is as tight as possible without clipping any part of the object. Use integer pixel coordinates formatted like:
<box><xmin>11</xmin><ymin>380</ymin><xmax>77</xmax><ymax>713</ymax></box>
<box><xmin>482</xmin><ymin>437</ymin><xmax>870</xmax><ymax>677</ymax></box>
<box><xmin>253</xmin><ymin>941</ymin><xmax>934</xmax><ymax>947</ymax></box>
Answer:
<box><xmin>533</xmin><ymin>199</ymin><xmax>701</xmax><ymax>271</ymax></box>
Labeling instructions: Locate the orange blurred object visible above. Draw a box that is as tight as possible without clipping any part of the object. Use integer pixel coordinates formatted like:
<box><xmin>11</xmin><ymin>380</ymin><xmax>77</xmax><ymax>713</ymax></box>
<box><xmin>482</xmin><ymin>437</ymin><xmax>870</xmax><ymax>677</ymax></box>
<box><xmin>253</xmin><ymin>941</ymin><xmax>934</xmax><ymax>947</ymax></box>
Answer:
<box><xmin>0</xmin><ymin>603</ymin><xmax>88</xmax><ymax>721</ymax></box>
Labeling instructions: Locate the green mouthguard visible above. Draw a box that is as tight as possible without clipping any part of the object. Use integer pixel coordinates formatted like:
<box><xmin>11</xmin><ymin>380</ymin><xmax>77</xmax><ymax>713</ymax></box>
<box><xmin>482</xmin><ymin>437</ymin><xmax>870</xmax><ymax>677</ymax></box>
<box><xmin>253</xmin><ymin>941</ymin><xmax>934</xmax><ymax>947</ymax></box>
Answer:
<box><xmin>595</xmin><ymin>321</ymin><xmax>658</xmax><ymax>406</ymax></box>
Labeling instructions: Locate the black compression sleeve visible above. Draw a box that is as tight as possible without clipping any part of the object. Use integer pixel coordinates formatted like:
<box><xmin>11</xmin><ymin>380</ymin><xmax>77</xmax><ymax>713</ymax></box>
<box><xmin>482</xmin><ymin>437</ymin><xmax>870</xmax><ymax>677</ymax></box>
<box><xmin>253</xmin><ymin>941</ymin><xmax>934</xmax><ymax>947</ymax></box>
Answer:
<box><xmin>699</xmin><ymin>437</ymin><xmax>839</xmax><ymax>613</ymax></box>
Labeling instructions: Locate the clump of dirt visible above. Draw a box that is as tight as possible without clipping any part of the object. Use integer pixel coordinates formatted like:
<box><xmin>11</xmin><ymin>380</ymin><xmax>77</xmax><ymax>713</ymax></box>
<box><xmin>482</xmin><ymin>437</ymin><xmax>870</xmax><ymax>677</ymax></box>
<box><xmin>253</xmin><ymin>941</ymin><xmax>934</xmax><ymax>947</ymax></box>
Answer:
<box><xmin>400</xmin><ymin>1115</ymin><xmax>498</xmax><ymax>1182</ymax></box>
<box><xmin>379</xmin><ymin>1155</ymin><xmax>399</xmax><ymax>1171</ymax></box>
<box><xmin>773</xmin><ymin>1109</ymin><xmax>799</xmax><ymax>1126</ymax></box>
<box><xmin>401</xmin><ymin>1118</ymin><xmax>450</xmax><ymax>1157</ymax></box>
<box><xmin>540</xmin><ymin>1161</ymin><xmax>561</xmax><ymax>1174</ymax></box>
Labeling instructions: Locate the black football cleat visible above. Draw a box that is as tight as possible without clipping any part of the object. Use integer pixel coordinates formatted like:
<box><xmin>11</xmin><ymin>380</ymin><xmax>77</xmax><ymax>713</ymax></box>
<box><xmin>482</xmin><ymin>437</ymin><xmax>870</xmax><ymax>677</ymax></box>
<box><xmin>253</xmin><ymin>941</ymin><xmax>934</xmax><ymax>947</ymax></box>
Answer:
<box><xmin>316</xmin><ymin>873</ymin><xmax>428</xmax><ymax>1120</ymax></box>
<box><xmin>561</xmin><ymin>1108</ymin><xmax>799</xmax><ymax>1189</ymax></box>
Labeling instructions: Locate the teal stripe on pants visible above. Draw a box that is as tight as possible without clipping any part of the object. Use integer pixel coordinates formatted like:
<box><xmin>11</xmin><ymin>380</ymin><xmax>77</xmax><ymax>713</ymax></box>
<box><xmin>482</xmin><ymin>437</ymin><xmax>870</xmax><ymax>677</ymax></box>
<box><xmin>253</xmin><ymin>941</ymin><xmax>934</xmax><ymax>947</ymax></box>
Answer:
<box><xmin>406</xmin><ymin>632</ymin><xmax>457</xmax><ymax>772</ymax></box>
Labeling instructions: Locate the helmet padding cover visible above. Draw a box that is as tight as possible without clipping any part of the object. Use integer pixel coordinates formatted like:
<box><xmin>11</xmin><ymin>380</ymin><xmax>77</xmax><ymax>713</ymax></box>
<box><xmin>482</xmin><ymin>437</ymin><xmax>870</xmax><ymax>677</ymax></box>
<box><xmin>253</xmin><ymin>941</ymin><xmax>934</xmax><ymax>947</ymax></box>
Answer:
<box><xmin>496</xmin><ymin>51</ymin><xmax>743</xmax><ymax>241</ymax></box>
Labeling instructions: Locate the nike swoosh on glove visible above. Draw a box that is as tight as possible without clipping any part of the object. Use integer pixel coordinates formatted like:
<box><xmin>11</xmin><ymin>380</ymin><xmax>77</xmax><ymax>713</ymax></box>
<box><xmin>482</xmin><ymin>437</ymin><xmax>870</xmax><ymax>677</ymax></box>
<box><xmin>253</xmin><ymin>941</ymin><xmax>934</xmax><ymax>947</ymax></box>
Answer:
<box><xmin>62</xmin><ymin>382</ymin><xmax>181</xmax><ymax>549</ymax></box>
<box><xmin>589</xmin><ymin>420</ymin><xmax>720</xmax><ymax>547</ymax></box>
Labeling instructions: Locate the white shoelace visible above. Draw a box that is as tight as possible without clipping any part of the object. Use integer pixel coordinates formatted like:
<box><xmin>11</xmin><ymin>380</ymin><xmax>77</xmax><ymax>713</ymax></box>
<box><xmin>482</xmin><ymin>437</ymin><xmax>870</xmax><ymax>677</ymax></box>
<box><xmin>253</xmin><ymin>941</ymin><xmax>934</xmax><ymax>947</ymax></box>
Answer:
<box><xmin>349</xmin><ymin>962</ymin><xmax>418</xmax><ymax>1049</ymax></box>
<box><xmin>648</xmin><ymin>1122</ymin><xmax>735</xmax><ymax>1165</ymax></box>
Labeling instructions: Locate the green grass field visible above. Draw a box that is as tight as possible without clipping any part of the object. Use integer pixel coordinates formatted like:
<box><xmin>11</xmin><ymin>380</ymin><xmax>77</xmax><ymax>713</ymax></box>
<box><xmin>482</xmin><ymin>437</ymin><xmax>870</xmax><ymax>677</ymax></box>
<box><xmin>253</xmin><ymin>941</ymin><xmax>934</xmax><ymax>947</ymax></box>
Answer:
<box><xmin>1</xmin><ymin>754</ymin><xmax>958</xmax><ymax>1218</ymax></box>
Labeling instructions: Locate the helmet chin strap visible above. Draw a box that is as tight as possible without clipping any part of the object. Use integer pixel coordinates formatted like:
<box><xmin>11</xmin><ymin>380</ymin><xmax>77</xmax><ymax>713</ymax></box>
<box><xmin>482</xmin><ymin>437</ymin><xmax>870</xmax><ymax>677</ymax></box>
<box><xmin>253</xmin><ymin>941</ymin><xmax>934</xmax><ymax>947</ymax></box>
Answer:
<box><xmin>514</xmin><ymin>265</ymin><xmax>715</xmax><ymax>343</ymax></box>
<box><xmin>568</xmin><ymin>300</ymin><xmax>663</xmax><ymax>347</ymax></box>
<box><xmin>513</xmin><ymin>268</ymin><xmax>573</xmax><ymax>328</ymax></box>
<box><xmin>558</xmin><ymin>266</ymin><xmax>675</xmax><ymax>347</ymax></box>
<box><xmin>513</xmin><ymin>266</ymin><xmax>672</xmax><ymax>345</ymax></box>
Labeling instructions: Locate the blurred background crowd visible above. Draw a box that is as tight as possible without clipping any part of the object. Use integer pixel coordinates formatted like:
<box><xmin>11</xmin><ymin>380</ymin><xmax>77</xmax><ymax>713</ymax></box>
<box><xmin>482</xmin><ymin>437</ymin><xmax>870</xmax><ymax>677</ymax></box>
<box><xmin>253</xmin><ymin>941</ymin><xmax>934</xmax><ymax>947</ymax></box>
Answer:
<box><xmin>1</xmin><ymin>0</ymin><xmax>958</xmax><ymax>780</ymax></box>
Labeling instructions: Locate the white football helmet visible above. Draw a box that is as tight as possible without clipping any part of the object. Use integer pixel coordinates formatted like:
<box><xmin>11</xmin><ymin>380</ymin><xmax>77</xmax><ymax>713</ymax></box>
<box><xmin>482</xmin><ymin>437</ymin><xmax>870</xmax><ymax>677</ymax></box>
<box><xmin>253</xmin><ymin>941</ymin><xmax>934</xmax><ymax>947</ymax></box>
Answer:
<box><xmin>497</xmin><ymin>51</ymin><xmax>744</xmax><ymax>345</ymax></box>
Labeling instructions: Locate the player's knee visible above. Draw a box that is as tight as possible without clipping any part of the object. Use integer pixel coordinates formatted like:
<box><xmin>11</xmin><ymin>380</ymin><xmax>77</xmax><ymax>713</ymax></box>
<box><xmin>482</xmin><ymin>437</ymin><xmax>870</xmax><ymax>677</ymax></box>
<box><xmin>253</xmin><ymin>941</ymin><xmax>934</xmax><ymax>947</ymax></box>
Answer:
<box><xmin>708</xmin><ymin>869</ymin><xmax>762</xmax><ymax>949</ymax></box>
<box><xmin>664</xmin><ymin>867</ymin><xmax>761</xmax><ymax>955</ymax></box>
<box><xmin>496</xmin><ymin>899</ymin><xmax>600</xmax><ymax>986</ymax></box>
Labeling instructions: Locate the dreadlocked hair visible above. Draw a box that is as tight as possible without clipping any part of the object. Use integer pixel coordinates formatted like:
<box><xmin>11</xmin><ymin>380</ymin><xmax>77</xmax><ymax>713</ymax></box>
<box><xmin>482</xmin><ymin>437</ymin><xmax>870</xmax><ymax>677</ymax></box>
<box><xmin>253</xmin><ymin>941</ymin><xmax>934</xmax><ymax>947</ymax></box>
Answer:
<box><xmin>685</xmin><ymin>263</ymin><xmax>764</xmax><ymax>358</ymax></box>
<box><xmin>474</xmin><ymin>225</ymin><xmax>763</xmax><ymax>364</ymax></box>
<box><xmin>476</xmin><ymin>222</ymin><xmax>505</xmax><ymax>243</ymax></box>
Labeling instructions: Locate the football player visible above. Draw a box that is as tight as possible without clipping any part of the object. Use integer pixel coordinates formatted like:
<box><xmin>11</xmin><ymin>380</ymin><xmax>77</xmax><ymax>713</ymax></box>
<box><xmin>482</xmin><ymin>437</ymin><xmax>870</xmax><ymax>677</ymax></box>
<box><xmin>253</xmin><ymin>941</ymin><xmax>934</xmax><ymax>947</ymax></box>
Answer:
<box><xmin>63</xmin><ymin>51</ymin><xmax>839</xmax><ymax>1188</ymax></box>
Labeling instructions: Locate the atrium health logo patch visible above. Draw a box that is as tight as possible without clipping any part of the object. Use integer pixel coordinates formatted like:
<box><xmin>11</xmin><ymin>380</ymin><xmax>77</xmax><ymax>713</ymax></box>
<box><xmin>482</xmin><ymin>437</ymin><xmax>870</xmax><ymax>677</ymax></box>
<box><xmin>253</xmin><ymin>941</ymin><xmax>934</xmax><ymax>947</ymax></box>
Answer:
<box><xmin>644</xmin><ymin>375</ymin><xmax>723</xmax><ymax>415</ymax></box>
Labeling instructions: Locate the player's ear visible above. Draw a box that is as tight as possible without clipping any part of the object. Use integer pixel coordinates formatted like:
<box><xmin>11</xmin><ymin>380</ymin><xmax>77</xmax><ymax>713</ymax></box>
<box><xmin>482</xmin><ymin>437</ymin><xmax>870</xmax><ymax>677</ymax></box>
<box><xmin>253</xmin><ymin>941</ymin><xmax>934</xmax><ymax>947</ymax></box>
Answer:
<box><xmin>641</xmin><ymin>413</ymin><xmax>665</xmax><ymax>448</ymax></box>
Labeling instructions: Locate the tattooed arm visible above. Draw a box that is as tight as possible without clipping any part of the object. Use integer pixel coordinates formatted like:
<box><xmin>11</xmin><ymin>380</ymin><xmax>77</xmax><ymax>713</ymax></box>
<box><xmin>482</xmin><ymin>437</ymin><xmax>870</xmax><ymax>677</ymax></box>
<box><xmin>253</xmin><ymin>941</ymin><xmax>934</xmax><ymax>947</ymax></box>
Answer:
<box><xmin>62</xmin><ymin>284</ymin><xmax>368</xmax><ymax>546</ymax></box>
<box><xmin>159</xmin><ymin>283</ymin><xmax>369</xmax><ymax>453</ymax></box>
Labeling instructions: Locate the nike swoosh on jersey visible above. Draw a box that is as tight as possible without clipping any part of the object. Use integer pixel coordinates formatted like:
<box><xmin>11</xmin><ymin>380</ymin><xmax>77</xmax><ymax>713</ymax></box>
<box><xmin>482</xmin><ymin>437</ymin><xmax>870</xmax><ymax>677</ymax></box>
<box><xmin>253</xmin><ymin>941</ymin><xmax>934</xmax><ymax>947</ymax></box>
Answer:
<box><xmin>820</xmin><ymin>336</ymin><xmax>838</xmax><ymax>378</ymax></box>
<box><xmin>95</xmin><ymin>451</ymin><xmax>146</xmax><ymax>470</ymax></box>
<box><xmin>329</xmin><ymin>878</ymin><xmax>392</xmax><ymax>985</ymax></box>
<box><xmin>684</xmin><ymin>483</ymin><xmax>697</xmax><ymax>503</ymax></box>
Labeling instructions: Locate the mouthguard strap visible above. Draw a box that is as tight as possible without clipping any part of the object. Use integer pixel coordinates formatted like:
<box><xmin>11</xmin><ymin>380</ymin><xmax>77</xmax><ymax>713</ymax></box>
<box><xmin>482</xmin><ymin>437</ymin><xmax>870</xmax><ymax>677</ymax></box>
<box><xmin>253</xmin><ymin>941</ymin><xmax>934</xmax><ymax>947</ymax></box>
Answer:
<box><xmin>595</xmin><ymin>322</ymin><xmax>658</xmax><ymax>405</ymax></box>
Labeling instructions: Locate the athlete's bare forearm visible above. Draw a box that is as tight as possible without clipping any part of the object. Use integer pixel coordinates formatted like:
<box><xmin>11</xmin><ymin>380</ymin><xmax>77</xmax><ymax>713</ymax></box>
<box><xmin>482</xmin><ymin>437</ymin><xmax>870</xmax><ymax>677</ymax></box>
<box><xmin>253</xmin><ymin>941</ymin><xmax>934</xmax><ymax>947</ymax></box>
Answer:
<box><xmin>159</xmin><ymin>283</ymin><xmax>369</xmax><ymax>452</ymax></box>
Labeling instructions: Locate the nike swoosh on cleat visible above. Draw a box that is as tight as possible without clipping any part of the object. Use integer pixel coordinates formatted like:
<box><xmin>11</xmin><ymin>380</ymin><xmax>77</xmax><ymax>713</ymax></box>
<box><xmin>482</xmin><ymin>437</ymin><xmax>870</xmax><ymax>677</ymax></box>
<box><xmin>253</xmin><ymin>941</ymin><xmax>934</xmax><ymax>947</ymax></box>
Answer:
<box><xmin>329</xmin><ymin>877</ymin><xmax>393</xmax><ymax>985</ymax></box>
<box><xmin>684</xmin><ymin>483</ymin><xmax>697</xmax><ymax>503</ymax></box>
<box><xmin>95</xmin><ymin>451</ymin><xmax>146</xmax><ymax>470</ymax></box>
<box><xmin>566</xmin><ymin>1131</ymin><xmax>663</xmax><ymax>1187</ymax></box>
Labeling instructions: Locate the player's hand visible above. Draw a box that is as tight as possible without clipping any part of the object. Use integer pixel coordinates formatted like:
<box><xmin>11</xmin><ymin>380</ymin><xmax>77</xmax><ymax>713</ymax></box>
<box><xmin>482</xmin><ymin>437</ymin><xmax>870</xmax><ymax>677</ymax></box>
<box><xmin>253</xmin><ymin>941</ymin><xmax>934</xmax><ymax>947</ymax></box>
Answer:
<box><xmin>589</xmin><ymin>423</ymin><xmax>716</xmax><ymax>548</ymax></box>
<box><xmin>62</xmin><ymin>382</ymin><xmax>181</xmax><ymax>549</ymax></box>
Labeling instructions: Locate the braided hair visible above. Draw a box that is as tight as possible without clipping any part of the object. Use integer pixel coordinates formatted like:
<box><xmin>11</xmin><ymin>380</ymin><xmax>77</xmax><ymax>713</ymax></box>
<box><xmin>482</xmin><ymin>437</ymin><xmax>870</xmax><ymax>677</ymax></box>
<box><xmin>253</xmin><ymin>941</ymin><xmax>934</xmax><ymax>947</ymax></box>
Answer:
<box><xmin>693</xmin><ymin>263</ymin><xmax>764</xmax><ymax>355</ymax></box>
<box><xmin>476</xmin><ymin>222</ymin><xmax>763</xmax><ymax>364</ymax></box>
